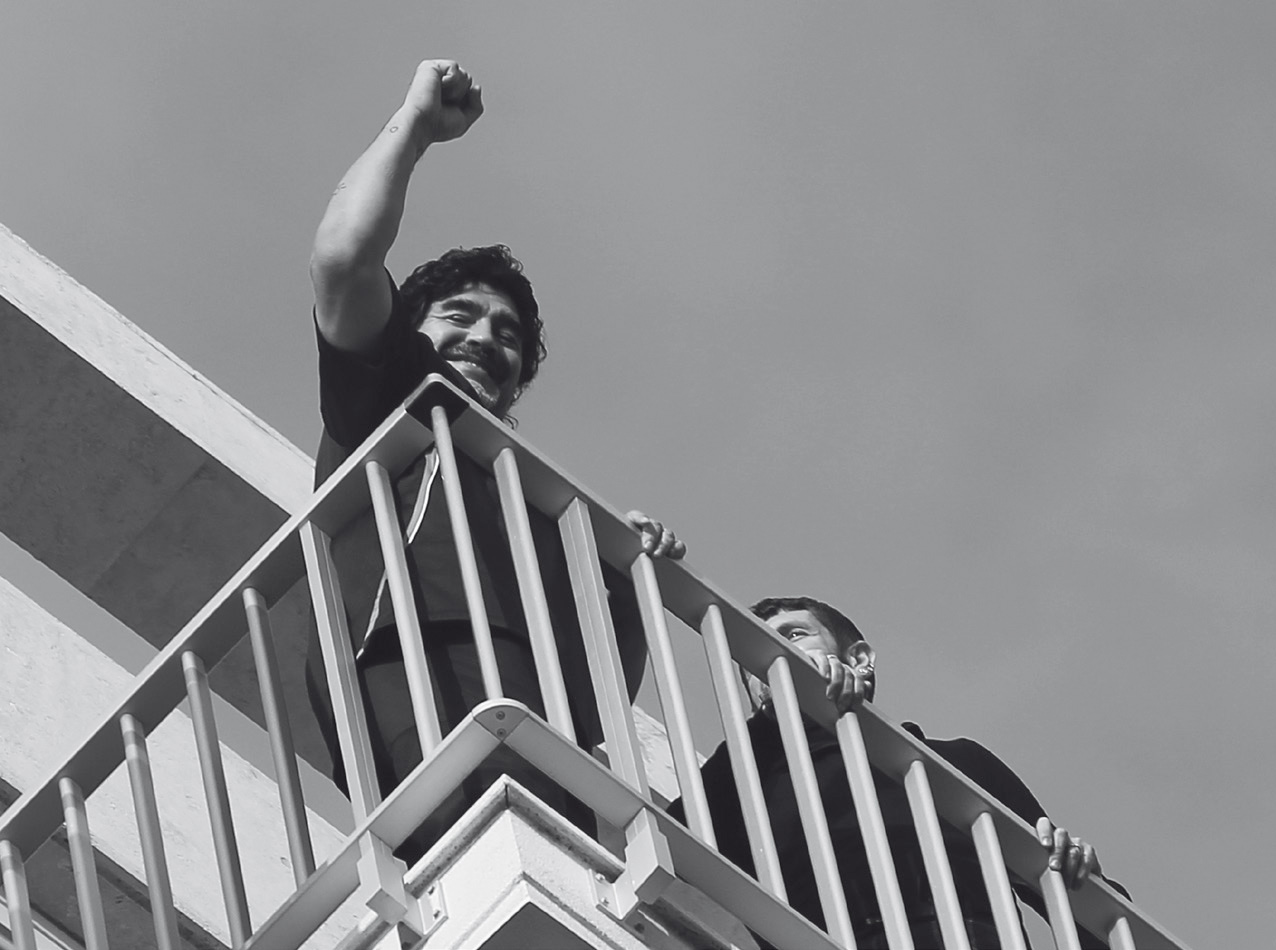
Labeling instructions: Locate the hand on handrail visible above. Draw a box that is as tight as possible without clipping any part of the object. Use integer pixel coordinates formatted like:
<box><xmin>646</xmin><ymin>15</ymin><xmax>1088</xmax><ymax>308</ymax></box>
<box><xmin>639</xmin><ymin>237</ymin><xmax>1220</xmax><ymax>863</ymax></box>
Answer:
<box><xmin>626</xmin><ymin>510</ymin><xmax>687</xmax><ymax>560</ymax></box>
<box><xmin>1036</xmin><ymin>817</ymin><xmax>1102</xmax><ymax>890</ymax></box>
<box><xmin>802</xmin><ymin>647</ymin><xmax>874</xmax><ymax>714</ymax></box>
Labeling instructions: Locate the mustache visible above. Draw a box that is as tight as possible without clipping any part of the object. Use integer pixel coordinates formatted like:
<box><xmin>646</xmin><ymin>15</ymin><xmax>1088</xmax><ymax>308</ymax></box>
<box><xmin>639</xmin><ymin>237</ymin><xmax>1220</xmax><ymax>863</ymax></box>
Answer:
<box><xmin>440</xmin><ymin>342</ymin><xmax>511</xmax><ymax>384</ymax></box>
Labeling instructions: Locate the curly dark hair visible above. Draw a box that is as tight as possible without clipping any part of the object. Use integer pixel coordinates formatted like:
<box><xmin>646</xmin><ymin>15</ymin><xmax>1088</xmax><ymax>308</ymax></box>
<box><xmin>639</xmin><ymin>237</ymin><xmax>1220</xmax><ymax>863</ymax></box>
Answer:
<box><xmin>749</xmin><ymin>596</ymin><xmax>864</xmax><ymax>650</ymax></box>
<box><xmin>398</xmin><ymin>245</ymin><xmax>547</xmax><ymax>395</ymax></box>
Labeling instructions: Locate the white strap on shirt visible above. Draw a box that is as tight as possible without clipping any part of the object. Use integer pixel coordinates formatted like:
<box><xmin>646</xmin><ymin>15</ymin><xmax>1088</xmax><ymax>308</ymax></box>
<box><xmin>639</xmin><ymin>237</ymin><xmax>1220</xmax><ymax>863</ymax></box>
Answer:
<box><xmin>356</xmin><ymin>448</ymin><xmax>439</xmax><ymax>660</ymax></box>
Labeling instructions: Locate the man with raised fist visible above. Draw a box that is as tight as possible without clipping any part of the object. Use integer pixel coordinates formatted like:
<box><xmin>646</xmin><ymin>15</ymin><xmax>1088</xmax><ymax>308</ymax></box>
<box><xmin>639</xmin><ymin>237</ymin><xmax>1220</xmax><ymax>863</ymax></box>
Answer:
<box><xmin>304</xmin><ymin>60</ymin><xmax>684</xmax><ymax>861</ymax></box>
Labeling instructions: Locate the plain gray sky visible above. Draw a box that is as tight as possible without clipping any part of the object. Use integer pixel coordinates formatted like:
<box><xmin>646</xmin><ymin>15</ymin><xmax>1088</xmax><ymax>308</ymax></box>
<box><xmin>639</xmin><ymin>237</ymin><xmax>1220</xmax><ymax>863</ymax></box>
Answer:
<box><xmin>3</xmin><ymin>5</ymin><xmax>1273</xmax><ymax>947</ymax></box>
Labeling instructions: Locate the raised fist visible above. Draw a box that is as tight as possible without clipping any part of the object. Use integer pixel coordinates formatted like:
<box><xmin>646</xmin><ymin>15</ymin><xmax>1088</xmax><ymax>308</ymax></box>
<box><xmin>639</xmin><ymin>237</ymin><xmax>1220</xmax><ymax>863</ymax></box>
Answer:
<box><xmin>402</xmin><ymin>60</ymin><xmax>484</xmax><ymax>147</ymax></box>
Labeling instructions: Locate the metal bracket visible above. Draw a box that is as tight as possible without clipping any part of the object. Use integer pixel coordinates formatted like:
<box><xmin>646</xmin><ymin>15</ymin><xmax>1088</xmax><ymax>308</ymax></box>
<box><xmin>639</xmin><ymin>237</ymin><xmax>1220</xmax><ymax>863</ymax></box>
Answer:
<box><xmin>591</xmin><ymin>865</ymin><xmax>647</xmax><ymax>923</ymax></box>
<box><xmin>409</xmin><ymin>880</ymin><xmax>449</xmax><ymax>947</ymax></box>
<box><xmin>591</xmin><ymin>809</ymin><xmax>677</xmax><ymax>927</ymax></box>
<box><xmin>474</xmin><ymin>700</ymin><xmax>531</xmax><ymax>742</ymax></box>
<box><xmin>381</xmin><ymin>879</ymin><xmax>447</xmax><ymax>950</ymax></box>
<box><xmin>357</xmin><ymin>836</ymin><xmax>411</xmax><ymax>926</ymax></box>
<box><xmin>591</xmin><ymin>868</ymin><xmax>672</xmax><ymax>942</ymax></box>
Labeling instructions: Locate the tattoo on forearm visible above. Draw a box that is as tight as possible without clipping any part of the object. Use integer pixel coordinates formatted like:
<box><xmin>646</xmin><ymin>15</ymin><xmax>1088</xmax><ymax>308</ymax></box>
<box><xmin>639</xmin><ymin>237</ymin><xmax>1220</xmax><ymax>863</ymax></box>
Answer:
<box><xmin>385</xmin><ymin>120</ymin><xmax>424</xmax><ymax>158</ymax></box>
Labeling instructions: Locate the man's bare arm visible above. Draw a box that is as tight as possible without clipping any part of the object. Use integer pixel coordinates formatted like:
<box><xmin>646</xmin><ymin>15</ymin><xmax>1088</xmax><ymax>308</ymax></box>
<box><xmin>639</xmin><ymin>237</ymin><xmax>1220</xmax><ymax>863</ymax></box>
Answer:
<box><xmin>310</xmin><ymin>60</ymin><xmax>483</xmax><ymax>354</ymax></box>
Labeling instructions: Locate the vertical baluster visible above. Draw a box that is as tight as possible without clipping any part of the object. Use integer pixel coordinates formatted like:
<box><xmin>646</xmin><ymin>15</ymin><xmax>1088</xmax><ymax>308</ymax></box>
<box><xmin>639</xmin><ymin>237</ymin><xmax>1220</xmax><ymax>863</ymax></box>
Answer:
<box><xmin>58</xmin><ymin>778</ymin><xmax>110</xmax><ymax>950</ymax></box>
<box><xmin>767</xmin><ymin>656</ymin><xmax>856</xmax><ymax>949</ymax></box>
<box><xmin>301</xmin><ymin>523</ymin><xmax>409</xmax><ymax>924</ymax></box>
<box><xmin>969</xmin><ymin>813</ymin><xmax>1028</xmax><ymax>950</ymax></box>
<box><xmin>242</xmin><ymin>587</ymin><xmax>315</xmax><ymax>883</ymax></box>
<box><xmin>700</xmin><ymin>605</ymin><xmax>786</xmax><ymax>901</ymax></box>
<box><xmin>0</xmin><ymin>839</ymin><xmax>38</xmax><ymax>950</ymax></box>
<box><xmin>366</xmin><ymin>460</ymin><xmax>444</xmax><ymax>752</ymax></box>
<box><xmin>181</xmin><ymin>652</ymin><xmax>252</xmax><ymax>947</ymax></box>
<box><xmin>494</xmin><ymin>447</ymin><xmax>575</xmax><ymax>742</ymax></box>
<box><xmin>901</xmin><ymin>761</ymin><xmax>971</xmax><ymax>950</ymax></box>
<box><xmin>558</xmin><ymin>498</ymin><xmax>673</xmax><ymax>900</ymax></box>
<box><xmin>834</xmin><ymin>714</ymin><xmax>914</xmax><ymax>950</ymax></box>
<box><xmin>558</xmin><ymin>498</ymin><xmax>648</xmax><ymax>794</ymax></box>
<box><xmin>1039</xmin><ymin>870</ymin><xmax>1082</xmax><ymax>950</ymax></box>
<box><xmin>632</xmin><ymin>553</ymin><xmax>714</xmax><ymax>847</ymax></box>
<box><xmin>301</xmin><ymin>522</ymin><xmax>382</xmax><ymax>819</ymax></box>
<box><xmin>430</xmin><ymin>405</ymin><xmax>503</xmax><ymax>700</ymax></box>
<box><xmin>120</xmin><ymin>714</ymin><xmax>181</xmax><ymax>950</ymax></box>
<box><xmin>1109</xmin><ymin>916</ymin><xmax>1138</xmax><ymax>950</ymax></box>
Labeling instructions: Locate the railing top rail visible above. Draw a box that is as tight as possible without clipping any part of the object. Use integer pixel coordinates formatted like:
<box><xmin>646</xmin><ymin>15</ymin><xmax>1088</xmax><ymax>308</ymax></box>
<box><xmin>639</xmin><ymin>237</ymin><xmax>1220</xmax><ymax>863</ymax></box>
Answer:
<box><xmin>1</xmin><ymin>375</ymin><xmax>1188</xmax><ymax>949</ymax></box>
<box><xmin>421</xmin><ymin>378</ymin><xmax>1188</xmax><ymax>948</ymax></box>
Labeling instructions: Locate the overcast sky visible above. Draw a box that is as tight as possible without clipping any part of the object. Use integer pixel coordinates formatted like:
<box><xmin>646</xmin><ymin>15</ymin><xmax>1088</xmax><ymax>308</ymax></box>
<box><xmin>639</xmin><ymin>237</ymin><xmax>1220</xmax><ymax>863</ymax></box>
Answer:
<box><xmin>3</xmin><ymin>5</ymin><xmax>1272</xmax><ymax>947</ymax></box>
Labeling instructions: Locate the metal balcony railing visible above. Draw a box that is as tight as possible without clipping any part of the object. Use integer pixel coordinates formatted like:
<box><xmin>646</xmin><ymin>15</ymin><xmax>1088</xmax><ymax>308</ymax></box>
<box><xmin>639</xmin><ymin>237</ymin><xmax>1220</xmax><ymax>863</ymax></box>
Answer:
<box><xmin>0</xmin><ymin>376</ymin><xmax>1188</xmax><ymax>950</ymax></box>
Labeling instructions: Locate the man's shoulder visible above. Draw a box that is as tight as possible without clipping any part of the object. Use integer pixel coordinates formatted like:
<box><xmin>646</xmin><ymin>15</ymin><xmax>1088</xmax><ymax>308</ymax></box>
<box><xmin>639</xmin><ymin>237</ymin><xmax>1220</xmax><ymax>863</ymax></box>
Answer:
<box><xmin>903</xmin><ymin>721</ymin><xmax>1003</xmax><ymax>774</ymax></box>
<box><xmin>903</xmin><ymin>721</ymin><xmax>1044</xmax><ymax>823</ymax></box>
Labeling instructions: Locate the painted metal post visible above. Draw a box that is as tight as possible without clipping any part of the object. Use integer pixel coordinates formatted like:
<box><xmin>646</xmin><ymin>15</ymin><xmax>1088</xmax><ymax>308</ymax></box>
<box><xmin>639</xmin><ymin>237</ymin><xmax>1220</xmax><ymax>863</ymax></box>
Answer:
<box><xmin>182</xmin><ymin>652</ymin><xmax>252</xmax><ymax>947</ymax></box>
<box><xmin>120</xmin><ymin>714</ymin><xmax>181</xmax><ymax>950</ymax></box>
<box><xmin>835</xmin><ymin>713</ymin><xmax>914</xmax><ymax>950</ymax></box>
<box><xmin>902</xmin><ymin>761</ymin><xmax>971</xmax><ymax>950</ymax></box>
<box><xmin>768</xmin><ymin>656</ymin><xmax>856</xmax><ymax>948</ymax></box>
<box><xmin>494</xmin><ymin>447</ymin><xmax>576</xmax><ymax>742</ymax></box>
<box><xmin>700</xmin><ymin>604</ymin><xmax>787</xmax><ymax>901</ymax></box>
<box><xmin>242</xmin><ymin>586</ymin><xmax>315</xmax><ymax>883</ymax></box>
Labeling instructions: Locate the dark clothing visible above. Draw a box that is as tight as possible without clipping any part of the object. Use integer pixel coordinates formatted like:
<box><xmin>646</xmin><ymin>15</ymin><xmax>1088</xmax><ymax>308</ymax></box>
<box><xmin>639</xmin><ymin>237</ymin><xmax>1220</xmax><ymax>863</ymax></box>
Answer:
<box><xmin>305</xmin><ymin>274</ymin><xmax>646</xmax><ymax>860</ymax></box>
<box><xmin>306</xmin><ymin>622</ymin><xmax>592</xmax><ymax>860</ymax></box>
<box><xmin>671</xmin><ymin>715</ymin><xmax>1126</xmax><ymax>949</ymax></box>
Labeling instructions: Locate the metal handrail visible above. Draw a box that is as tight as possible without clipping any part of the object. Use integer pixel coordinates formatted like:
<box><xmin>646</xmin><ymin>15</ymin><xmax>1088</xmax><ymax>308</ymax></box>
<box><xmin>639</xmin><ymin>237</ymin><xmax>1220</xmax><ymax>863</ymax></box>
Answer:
<box><xmin>0</xmin><ymin>376</ymin><xmax>1189</xmax><ymax>950</ymax></box>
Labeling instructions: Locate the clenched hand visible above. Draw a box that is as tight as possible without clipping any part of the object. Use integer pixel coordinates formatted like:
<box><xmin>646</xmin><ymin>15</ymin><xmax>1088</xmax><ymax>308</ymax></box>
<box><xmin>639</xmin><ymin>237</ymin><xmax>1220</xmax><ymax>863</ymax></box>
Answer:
<box><xmin>402</xmin><ymin>60</ymin><xmax>484</xmax><ymax>148</ymax></box>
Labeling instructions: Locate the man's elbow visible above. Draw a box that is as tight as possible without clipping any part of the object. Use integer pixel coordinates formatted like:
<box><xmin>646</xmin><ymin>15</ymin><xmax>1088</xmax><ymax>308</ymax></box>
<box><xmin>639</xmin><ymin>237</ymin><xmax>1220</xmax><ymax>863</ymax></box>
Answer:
<box><xmin>310</xmin><ymin>235</ymin><xmax>380</xmax><ymax>289</ymax></box>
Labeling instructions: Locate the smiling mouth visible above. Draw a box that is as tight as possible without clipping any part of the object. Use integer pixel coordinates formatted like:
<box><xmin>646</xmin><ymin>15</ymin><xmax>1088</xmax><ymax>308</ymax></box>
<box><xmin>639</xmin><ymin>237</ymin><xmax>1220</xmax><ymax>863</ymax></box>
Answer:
<box><xmin>453</xmin><ymin>359</ymin><xmax>494</xmax><ymax>382</ymax></box>
<box><xmin>450</xmin><ymin>360</ymin><xmax>502</xmax><ymax>406</ymax></box>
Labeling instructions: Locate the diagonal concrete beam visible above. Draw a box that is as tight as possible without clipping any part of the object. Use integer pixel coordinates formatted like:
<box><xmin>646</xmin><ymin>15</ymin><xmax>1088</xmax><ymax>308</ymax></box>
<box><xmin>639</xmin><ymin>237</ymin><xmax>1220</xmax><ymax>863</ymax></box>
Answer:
<box><xmin>0</xmin><ymin>224</ymin><xmax>311</xmax><ymax>516</ymax></box>
<box><xmin>0</xmin><ymin>222</ymin><xmax>328</xmax><ymax>768</ymax></box>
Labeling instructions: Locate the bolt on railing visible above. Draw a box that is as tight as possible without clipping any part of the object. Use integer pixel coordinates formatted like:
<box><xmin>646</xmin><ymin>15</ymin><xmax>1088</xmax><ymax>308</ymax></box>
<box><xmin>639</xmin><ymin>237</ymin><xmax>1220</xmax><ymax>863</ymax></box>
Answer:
<box><xmin>0</xmin><ymin>376</ymin><xmax>1189</xmax><ymax>950</ymax></box>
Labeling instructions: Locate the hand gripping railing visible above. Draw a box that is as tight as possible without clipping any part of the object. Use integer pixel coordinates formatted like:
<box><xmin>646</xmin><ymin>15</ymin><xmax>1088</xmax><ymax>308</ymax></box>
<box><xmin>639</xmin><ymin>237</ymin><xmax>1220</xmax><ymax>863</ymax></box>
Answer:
<box><xmin>0</xmin><ymin>376</ymin><xmax>1189</xmax><ymax>950</ymax></box>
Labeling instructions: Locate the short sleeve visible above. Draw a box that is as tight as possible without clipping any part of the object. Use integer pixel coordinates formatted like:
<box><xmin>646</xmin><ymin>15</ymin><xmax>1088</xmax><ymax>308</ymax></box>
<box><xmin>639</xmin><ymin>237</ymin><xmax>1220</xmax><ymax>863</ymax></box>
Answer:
<box><xmin>315</xmin><ymin>271</ymin><xmax>452</xmax><ymax>450</ymax></box>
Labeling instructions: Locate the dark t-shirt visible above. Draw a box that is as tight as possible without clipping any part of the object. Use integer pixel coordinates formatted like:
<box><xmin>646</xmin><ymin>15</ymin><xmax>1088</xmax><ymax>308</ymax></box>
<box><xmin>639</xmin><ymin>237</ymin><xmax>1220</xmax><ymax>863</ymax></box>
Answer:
<box><xmin>306</xmin><ymin>274</ymin><xmax>646</xmax><ymax>747</ymax></box>
<box><xmin>671</xmin><ymin>715</ymin><xmax>1127</xmax><ymax>947</ymax></box>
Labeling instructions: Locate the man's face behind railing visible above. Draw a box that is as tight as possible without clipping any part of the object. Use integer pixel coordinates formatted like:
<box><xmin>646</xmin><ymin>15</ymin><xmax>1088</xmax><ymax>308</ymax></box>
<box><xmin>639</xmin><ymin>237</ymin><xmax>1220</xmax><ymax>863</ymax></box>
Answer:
<box><xmin>743</xmin><ymin>607</ymin><xmax>877</xmax><ymax>715</ymax></box>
